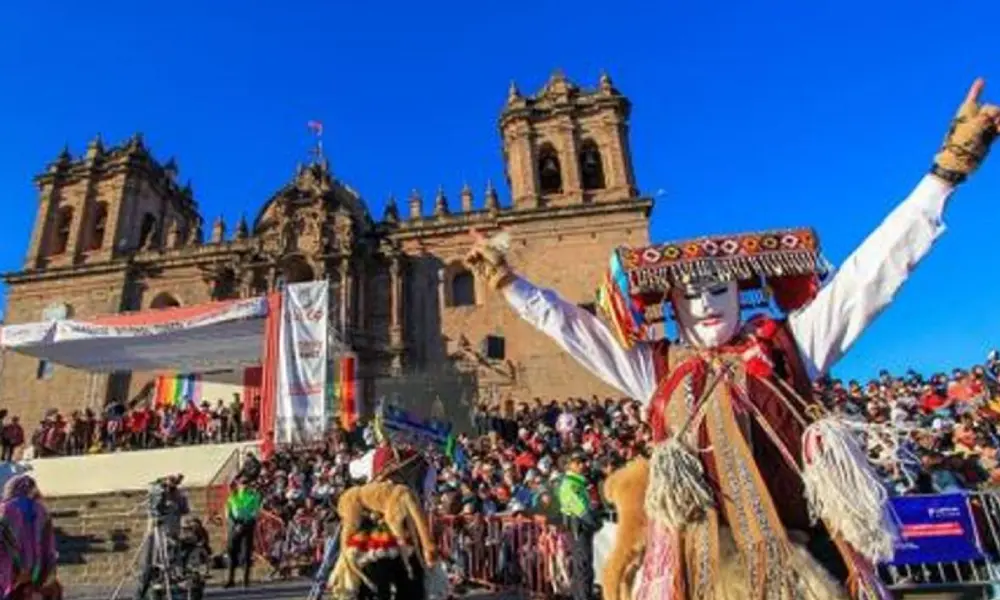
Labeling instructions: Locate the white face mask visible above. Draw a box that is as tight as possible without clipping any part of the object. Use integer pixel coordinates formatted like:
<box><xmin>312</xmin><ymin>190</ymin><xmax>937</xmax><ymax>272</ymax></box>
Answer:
<box><xmin>670</xmin><ymin>280</ymin><xmax>741</xmax><ymax>348</ymax></box>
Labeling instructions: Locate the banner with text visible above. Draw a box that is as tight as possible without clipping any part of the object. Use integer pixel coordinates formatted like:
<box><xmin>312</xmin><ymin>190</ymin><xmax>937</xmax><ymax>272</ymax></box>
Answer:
<box><xmin>379</xmin><ymin>400</ymin><xmax>452</xmax><ymax>445</ymax></box>
<box><xmin>275</xmin><ymin>281</ymin><xmax>329</xmax><ymax>445</ymax></box>
<box><xmin>885</xmin><ymin>493</ymin><xmax>984</xmax><ymax>565</ymax></box>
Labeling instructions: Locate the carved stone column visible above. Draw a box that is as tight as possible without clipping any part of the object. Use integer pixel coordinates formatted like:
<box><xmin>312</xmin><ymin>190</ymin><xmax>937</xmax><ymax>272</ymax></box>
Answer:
<box><xmin>389</xmin><ymin>254</ymin><xmax>405</xmax><ymax>375</ymax></box>
<box><xmin>238</xmin><ymin>267</ymin><xmax>255</xmax><ymax>299</ymax></box>
<box><xmin>354</xmin><ymin>259</ymin><xmax>365</xmax><ymax>336</ymax></box>
<box><xmin>26</xmin><ymin>187</ymin><xmax>56</xmax><ymax>268</ymax></box>
<box><xmin>312</xmin><ymin>257</ymin><xmax>327</xmax><ymax>281</ymax></box>
<box><xmin>554</xmin><ymin>117</ymin><xmax>582</xmax><ymax>198</ymax></box>
<box><xmin>339</xmin><ymin>258</ymin><xmax>353</xmax><ymax>341</ymax></box>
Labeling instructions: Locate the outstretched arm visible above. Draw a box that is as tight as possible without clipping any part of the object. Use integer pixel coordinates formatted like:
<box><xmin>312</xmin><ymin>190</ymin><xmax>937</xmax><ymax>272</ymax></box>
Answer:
<box><xmin>503</xmin><ymin>277</ymin><xmax>658</xmax><ymax>405</ymax></box>
<box><xmin>788</xmin><ymin>175</ymin><xmax>954</xmax><ymax>377</ymax></box>
<box><xmin>790</xmin><ymin>78</ymin><xmax>1000</xmax><ymax>377</ymax></box>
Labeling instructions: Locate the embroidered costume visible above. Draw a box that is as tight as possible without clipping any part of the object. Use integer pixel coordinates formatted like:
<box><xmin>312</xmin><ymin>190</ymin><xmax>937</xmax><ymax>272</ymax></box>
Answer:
<box><xmin>464</xmin><ymin>79</ymin><xmax>1000</xmax><ymax>600</ymax></box>
<box><xmin>0</xmin><ymin>475</ymin><xmax>61</xmax><ymax>600</ymax></box>
<box><xmin>328</xmin><ymin>437</ymin><xmax>449</xmax><ymax>600</ymax></box>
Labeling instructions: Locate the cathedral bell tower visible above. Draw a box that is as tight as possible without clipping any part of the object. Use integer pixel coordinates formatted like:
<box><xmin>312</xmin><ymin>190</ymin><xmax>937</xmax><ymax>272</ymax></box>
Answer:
<box><xmin>24</xmin><ymin>133</ymin><xmax>200</xmax><ymax>273</ymax></box>
<box><xmin>499</xmin><ymin>70</ymin><xmax>638</xmax><ymax>210</ymax></box>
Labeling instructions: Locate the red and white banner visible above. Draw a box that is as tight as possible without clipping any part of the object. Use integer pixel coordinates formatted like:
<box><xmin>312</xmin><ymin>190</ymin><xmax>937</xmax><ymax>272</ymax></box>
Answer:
<box><xmin>0</xmin><ymin>297</ymin><xmax>270</xmax><ymax>372</ymax></box>
<box><xmin>275</xmin><ymin>281</ymin><xmax>329</xmax><ymax>444</ymax></box>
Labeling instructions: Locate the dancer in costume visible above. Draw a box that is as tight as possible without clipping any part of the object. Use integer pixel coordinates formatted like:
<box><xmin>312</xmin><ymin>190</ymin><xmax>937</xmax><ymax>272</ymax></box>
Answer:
<box><xmin>328</xmin><ymin>433</ymin><xmax>447</xmax><ymax>600</ymax></box>
<box><xmin>465</xmin><ymin>79</ymin><xmax>1000</xmax><ymax>600</ymax></box>
<box><xmin>0</xmin><ymin>475</ymin><xmax>61</xmax><ymax>600</ymax></box>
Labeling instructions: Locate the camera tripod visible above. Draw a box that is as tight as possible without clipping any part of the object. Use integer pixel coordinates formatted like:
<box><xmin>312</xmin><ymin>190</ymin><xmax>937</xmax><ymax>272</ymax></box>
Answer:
<box><xmin>109</xmin><ymin>518</ymin><xmax>176</xmax><ymax>600</ymax></box>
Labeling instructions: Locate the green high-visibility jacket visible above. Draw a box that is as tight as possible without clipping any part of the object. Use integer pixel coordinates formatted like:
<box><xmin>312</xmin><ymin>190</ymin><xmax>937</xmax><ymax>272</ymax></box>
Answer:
<box><xmin>226</xmin><ymin>488</ymin><xmax>262</xmax><ymax>523</ymax></box>
<box><xmin>557</xmin><ymin>472</ymin><xmax>592</xmax><ymax>519</ymax></box>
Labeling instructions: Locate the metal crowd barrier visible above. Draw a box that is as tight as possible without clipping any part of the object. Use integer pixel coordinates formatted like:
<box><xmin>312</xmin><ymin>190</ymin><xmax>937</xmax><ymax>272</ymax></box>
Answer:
<box><xmin>880</xmin><ymin>491</ymin><xmax>1000</xmax><ymax>595</ymax></box>
<box><xmin>242</xmin><ymin>492</ymin><xmax>1000</xmax><ymax>597</ymax></box>
<box><xmin>430</xmin><ymin>514</ymin><xmax>573</xmax><ymax>597</ymax></box>
<box><xmin>247</xmin><ymin>510</ymin><xmax>571</xmax><ymax>596</ymax></box>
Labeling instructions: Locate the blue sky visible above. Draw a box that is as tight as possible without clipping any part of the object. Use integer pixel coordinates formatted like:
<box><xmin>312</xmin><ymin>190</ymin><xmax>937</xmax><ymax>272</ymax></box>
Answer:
<box><xmin>1</xmin><ymin>1</ymin><xmax>998</xmax><ymax>380</ymax></box>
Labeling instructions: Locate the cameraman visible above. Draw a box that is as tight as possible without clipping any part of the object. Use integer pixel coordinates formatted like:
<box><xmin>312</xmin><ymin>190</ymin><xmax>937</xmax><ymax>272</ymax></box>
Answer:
<box><xmin>225</xmin><ymin>477</ymin><xmax>262</xmax><ymax>588</ymax></box>
<box><xmin>135</xmin><ymin>474</ymin><xmax>190</xmax><ymax>600</ymax></box>
<box><xmin>177</xmin><ymin>516</ymin><xmax>212</xmax><ymax>582</ymax></box>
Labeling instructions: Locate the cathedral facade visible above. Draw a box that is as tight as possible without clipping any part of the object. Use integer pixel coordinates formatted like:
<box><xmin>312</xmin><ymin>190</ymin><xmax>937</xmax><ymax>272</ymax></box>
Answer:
<box><xmin>0</xmin><ymin>71</ymin><xmax>652</xmax><ymax>428</ymax></box>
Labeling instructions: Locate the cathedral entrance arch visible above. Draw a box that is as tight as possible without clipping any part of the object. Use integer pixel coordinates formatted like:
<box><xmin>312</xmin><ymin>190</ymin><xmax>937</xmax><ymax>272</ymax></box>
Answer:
<box><xmin>275</xmin><ymin>255</ymin><xmax>315</xmax><ymax>291</ymax></box>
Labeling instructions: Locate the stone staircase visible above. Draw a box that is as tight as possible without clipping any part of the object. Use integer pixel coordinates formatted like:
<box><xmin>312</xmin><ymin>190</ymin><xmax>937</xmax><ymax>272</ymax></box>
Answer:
<box><xmin>11</xmin><ymin>441</ymin><xmax>257</xmax><ymax>588</ymax></box>
<box><xmin>48</xmin><ymin>485</ymin><xmax>225</xmax><ymax>587</ymax></box>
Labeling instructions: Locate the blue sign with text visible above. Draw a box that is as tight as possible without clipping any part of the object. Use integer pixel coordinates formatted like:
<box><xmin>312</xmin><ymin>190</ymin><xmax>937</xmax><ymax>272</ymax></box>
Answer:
<box><xmin>885</xmin><ymin>494</ymin><xmax>984</xmax><ymax>566</ymax></box>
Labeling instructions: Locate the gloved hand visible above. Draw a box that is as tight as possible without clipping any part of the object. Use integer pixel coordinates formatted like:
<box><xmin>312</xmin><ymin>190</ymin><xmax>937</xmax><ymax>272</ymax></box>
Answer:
<box><xmin>933</xmin><ymin>78</ymin><xmax>1000</xmax><ymax>184</ymax></box>
<box><xmin>463</xmin><ymin>229</ymin><xmax>515</xmax><ymax>291</ymax></box>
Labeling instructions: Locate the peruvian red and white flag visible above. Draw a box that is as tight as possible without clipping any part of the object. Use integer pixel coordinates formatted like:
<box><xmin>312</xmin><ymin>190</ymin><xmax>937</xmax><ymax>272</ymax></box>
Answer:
<box><xmin>307</xmin><ymin>120</ymin><xmax>324</xmax><ymax>135</ymax></box>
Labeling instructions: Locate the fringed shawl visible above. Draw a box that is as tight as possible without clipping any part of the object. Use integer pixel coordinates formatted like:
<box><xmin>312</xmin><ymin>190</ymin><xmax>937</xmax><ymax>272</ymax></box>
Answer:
<box><xmin>0</xmin><ymin>475</ymin><xmax>58</xmax><ymax>598</ymax></box>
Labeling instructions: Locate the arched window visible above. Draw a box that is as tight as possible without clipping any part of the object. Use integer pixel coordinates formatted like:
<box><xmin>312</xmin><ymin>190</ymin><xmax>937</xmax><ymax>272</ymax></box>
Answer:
<box><xmin>538</xmin><ymin>144</ymin><xmax>563</xmax><ymax>195</ymax></box>
<box><xmin>138</xmin><ymin>213</ymin><xmax>157</xmax><ymax>248</ymax></box>
<box><xmin>449</xmin><ymin>270</ymin><xmax>476</xmax><ymax>307</ymax></box>
<box><xmin>89</xmin><ymin>202</ymin><xmax>108</xmax><ymax>250</ymax></box>
<box><xmin>52</xmin><ymin>207</ymin><xmax>73</xmax><ymax>255</ymax></box>
<box><xmin>579</xmin><ymin>140</ymin><xmax>606</xmax><ymax>190</ymax></box>
<box><xmin>150</xmin><ymin>292</ymin><xmax>181</xmax><ymax>309</ymax></box>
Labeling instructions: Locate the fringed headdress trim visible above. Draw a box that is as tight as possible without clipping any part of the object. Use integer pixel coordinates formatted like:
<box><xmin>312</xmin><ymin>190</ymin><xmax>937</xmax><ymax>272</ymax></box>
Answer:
<box><xmin>597</xmin><ymin>227</ymin><xmax>831</xmax><ymax>348</ymax></box>
<box><xmin>617</xmin><ymin>228</ymin><xmax>828</xmax><ymax>295</ymax></box>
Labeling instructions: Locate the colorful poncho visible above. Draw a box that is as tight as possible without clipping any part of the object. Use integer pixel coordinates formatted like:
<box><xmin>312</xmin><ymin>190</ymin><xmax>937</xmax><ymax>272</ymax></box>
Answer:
<box><xmin>0</xmin><ymin>475</ymin><xmax>59</xmax><ymax>598</ymax></box>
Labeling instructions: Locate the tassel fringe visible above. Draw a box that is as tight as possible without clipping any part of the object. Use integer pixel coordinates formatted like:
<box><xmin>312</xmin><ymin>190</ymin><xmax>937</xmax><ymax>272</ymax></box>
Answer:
<box><xmin>801</xmin><ymin>418</ymin><xmax>898</xmax><ymax>564</ymax></box>
<box><xmin>644</xmin><ymin>438</ymin><xmax>714</xmax><ymax>530</ymax></box>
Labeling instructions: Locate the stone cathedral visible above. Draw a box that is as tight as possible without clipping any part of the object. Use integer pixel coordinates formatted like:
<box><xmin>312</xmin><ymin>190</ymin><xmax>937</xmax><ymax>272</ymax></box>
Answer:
<box><xmin>0</xmin><ymin>71</ymin><xmax>653</xmax><ymax>428</ymax></box>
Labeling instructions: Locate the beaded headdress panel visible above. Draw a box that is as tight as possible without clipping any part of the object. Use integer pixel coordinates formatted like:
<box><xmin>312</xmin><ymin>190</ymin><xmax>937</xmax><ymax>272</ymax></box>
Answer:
<box><xmin>597</xmin><ymin>228</ymin><xmax>831</xmax><ymax>348</ymax></box>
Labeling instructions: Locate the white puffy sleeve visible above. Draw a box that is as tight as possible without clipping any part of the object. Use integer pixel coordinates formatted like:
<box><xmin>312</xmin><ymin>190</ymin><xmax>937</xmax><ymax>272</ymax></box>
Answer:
<box><xmin>789</xmin><ymin>175</ymin><xmax>955</xmax><ymax>378</ymax></box>
<box><xmin>503</xmin><ymin>277</ymin><xmax>659</xmax><ymax>406</ymax></box>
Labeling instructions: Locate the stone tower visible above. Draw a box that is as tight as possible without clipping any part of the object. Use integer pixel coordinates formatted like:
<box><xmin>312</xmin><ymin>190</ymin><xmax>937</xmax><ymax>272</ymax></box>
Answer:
<box><xmin>500</xmin><ymin>70</ymin><xmax>638</xmax><ymax>209</ymax></box>
<box><xmin>24</xmin><ymin>134</ymin><xmax>201</xmax><ymax>283</ymax></box>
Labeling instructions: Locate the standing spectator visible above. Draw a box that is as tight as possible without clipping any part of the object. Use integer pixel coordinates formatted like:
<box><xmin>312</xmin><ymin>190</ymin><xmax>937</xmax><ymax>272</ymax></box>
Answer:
<box><xmin>225</xmin><ymin>477</ymin><xmax>262</xmax><ymax>588</ymax></box>
<box><xmin>1</xmin><ymin>416</ymin><xmax>24</xmax><ymax>462</ymax></box>
<box><xmin>558</xmin><ymin>451</ymin><xmax>598</xmax><ymax>600</ymax></box>
<box><xmin>239</xmin><ymin>449</ymin><xmax>262</xmax><ymax>483</ymax></box>
<box><xmin>229</xmin><ymin>394</ymin><xmax>244</xmax><ymax>442</ymax></box>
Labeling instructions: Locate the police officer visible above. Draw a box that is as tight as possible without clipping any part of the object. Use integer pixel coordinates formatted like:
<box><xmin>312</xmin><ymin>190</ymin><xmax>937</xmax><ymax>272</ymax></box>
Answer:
<box><xmin>558</xmin><ymin>451</ymin><xmax>598</xmax><ymax>600</ymax></box>
<box><xmin>225</xmin><ymin>477</ymin><xmax>262</xmax><ymax>588</ymax></box>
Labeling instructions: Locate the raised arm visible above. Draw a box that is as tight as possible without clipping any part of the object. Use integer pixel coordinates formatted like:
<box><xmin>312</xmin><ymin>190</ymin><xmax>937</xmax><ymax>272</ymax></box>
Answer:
<box><xmin>788</xmin><ymin>175</ymin><xmax>954</xmax><ymax>377</ymax></box>
<box><xmin>790</xmin><ymin>78</ymin><xmax>1000</xmax><ymax>377</ymax></box>
<box><xmin>503</xmin><ymin>277</ymin><xmax>658</xmax><ymax>405</ymax></box>
<box><xmin>464</xmin><ymin>231</ymin><xmax>657</xmax><ymax>406</ymax></box>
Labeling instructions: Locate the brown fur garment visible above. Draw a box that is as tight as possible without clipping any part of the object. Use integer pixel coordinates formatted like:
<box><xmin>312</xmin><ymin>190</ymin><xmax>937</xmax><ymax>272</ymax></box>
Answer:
<box><xmin>336</xmin><ymin>481</ymin><xmax>437</xmax><ymax>567</ymax></box>
<box><xmin>601</xmin><ymin>455</ymin><xmax>847</xmax><ymax>600</ymax></box>
<box><xmin>600</xmin><ymin>456</ymin><xmax>649</xmax><ymax>600</ymax></box>
<box><xmin>713</xmin><ymin>526</ymin><xmax>848</xmax><ymax>600</ymax></box>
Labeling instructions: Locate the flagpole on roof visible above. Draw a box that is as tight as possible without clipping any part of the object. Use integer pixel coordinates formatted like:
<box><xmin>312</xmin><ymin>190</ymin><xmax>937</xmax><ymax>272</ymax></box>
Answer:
<box><xmin>307</xmin><ymin>120</ymin><xmax>324</xmax><ymax>165</ymax></box>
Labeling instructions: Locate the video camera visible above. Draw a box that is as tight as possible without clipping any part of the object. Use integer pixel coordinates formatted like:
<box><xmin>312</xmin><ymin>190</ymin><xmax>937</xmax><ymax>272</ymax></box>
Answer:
<box><xmin>147</xmin><ymin>474</ymin><xmax>185</xmax><ymax>524</ymax></box>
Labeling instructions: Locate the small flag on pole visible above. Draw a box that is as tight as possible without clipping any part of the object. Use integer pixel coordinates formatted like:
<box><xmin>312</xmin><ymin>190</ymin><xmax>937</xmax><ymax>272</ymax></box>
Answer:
<box><xmin>307</xmin><ymin>120</ymin><xmax>325</xmax><ymax>163</ymax></box>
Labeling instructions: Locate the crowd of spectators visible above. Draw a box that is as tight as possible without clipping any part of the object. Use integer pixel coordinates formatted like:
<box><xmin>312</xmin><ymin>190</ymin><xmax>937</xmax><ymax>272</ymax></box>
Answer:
<box><xmin>218</xmin><ymin>349</ymin><xmax>1000</xmax><ymax>580</ymax></box>
<box><xmin>229</xmin><ymin>396</ymin><xmax>650</xmax><ymax>580</ymax></box>
<box><xmin>0</xmin><ymin>395</ymin><xmax>257</xmax><ymax>461</ymax></box>
<box><xmin>815</xmin><ymin>351</ymin><xmax>1000</xmax><ymax>496</ymax></box>
<box><xmin>5</xmin><ymin>351</ymin><xmax>1000</xmax><ymax>585</ymax></box>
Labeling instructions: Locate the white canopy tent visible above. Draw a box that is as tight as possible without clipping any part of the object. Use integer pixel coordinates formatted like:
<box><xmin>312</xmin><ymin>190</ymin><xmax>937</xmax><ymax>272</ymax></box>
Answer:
<box><xmin>0</xmin><ymin>296</ymin><xmax>271</xmax><ymax>372</ymax></box>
